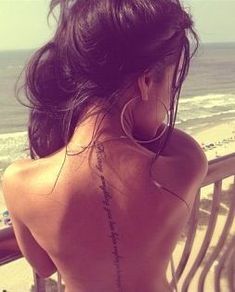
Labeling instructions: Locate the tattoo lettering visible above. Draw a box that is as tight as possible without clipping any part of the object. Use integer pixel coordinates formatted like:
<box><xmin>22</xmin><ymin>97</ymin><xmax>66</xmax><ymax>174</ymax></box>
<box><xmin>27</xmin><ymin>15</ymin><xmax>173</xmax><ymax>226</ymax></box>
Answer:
<box><xmin>94</xmin><ymin>141</ymin><xmax>124</xmax><ymax>292</ymax></box>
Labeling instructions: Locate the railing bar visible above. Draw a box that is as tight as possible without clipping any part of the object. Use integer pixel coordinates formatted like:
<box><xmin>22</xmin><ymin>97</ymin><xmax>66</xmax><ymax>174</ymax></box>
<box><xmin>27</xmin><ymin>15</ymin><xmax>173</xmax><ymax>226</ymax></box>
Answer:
<box><xmin>57</xmin><ymin>271</ymin><xmax>63</xmax><ymax>292</ymax></box>
<box><xmin>0</xmin><ymin>226</ymin><xmax>15</xmax><ymax>240</ymax></box>
<box><xmin>198</xmin><ymin>181</ymin><xmax>235</xmax><ymax>291</ymax></box>
<box><xmin>231</xmin><ymin>248</ymin><xmax>235</xmax><ymax>292</ymax></box>
<box><xmin>202</xmin><ymin>154</ymin><xmax>235</xmax><ymax>187</ymax></box>
<box><xmin>208</xmin><ymin>153</ymin><xmax>235</xmax><ymax>165</ymax></box>
<box><xmin>0</xmin><ymin>252</ymin><xmax>22</xmax><ymax>266</ymax></box>
<box><xmin>228</xmin><ymin>247</ymin><xmax>235</xmax><ymax>292</ymax></box>
<box><xmin>214</xmin><ymin>235</ymin><xmax>235</xmax><ymax>292</ymax></box>
<box><xmin>182</xmin><ymin>179</ymin><xmax>222</xmax><ymax>292</ymax></box>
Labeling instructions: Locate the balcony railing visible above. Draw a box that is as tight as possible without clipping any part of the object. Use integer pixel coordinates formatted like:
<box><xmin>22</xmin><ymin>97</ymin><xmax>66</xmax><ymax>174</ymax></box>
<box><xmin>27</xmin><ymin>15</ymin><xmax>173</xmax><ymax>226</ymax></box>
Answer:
<box><xmin>1</xmin><ymin>153</ymin><xmax>235</xmax><ymax>292</ymax></box>
<box><xmin>169</xmin><ymin>152</ymin><xmax>235</xmax><ymax>292</ymax></box>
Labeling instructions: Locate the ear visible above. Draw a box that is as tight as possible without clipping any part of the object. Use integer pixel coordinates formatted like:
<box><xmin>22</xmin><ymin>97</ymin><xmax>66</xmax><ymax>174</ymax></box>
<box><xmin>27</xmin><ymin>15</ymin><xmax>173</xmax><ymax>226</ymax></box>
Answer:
<box><xmin>137</xmin><ymin>71</ymin><xmax>153</xmax><ymax>102</ymax></box>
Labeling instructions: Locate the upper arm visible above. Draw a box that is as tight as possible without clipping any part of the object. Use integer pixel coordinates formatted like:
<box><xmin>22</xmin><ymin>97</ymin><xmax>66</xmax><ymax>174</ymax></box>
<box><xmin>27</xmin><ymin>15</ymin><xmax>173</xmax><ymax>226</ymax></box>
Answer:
<box><xmin>2</xmin><ymin>161</ymin><xmax>57</xmax><ymax>278</ymax></box>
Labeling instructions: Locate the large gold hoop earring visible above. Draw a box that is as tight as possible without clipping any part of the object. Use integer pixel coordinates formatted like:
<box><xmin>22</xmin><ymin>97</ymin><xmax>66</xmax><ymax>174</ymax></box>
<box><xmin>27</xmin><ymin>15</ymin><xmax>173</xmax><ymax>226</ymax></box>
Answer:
<box><xmin>120</xmin><ymin>96</ymin><xmax>170</xmax><ymax>144</ymax></box>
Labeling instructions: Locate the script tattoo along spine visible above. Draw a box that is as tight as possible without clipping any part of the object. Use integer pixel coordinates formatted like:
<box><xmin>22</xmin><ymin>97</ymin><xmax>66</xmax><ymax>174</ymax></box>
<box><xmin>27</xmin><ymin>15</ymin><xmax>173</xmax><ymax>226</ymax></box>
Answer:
<box><xmin>94</xmin><ymin>141</ymin><xmax>124</xmax><ymax>292</ymax></box>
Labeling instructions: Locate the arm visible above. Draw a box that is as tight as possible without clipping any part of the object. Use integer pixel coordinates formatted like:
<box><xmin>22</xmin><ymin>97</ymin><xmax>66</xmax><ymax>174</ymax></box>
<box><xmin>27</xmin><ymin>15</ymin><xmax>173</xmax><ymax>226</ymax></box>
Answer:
<box><xmin>2</xmin><ymin>162</ymin><xmax>57</xmax><ymax>278</ymax></box>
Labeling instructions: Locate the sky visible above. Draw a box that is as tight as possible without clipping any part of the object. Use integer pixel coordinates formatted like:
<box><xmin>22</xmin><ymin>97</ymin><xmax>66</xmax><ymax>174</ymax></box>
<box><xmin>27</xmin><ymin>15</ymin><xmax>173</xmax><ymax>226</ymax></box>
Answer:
<box><xmin>0</xmin><ymin>0</ymin><xmax>235</xmax><ymax>51</ymax></box>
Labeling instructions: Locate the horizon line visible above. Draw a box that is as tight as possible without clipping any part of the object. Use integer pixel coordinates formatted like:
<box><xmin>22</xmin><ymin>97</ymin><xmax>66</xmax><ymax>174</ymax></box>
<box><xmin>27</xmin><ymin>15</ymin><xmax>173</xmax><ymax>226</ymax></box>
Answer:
<box><xmin>0</xmin><ymin>41</ymin><xmax>235</xmax><ymax>53</ymax></box>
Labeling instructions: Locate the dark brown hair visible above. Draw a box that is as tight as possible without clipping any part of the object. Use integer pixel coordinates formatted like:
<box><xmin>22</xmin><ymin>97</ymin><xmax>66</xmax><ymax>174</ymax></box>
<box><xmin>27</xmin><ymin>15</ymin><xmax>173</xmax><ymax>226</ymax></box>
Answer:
<box><xmin>13</xmin><ymin>0</ymin><xmax>200</xmax><ymax>213</ymax></box>
<box><xmin>16</xmin><ymin>0</ymin><xmax>199</xmax><ymax>160</ymax></box>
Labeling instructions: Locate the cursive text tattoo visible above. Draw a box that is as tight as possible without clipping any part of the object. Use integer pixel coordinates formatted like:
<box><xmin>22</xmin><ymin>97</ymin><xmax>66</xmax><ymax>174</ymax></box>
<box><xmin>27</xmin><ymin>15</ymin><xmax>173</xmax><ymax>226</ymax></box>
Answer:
<box><xmin>94</xmin><ymin>141</ymin><xmax>124</xmax><ymax>292</ymax></box>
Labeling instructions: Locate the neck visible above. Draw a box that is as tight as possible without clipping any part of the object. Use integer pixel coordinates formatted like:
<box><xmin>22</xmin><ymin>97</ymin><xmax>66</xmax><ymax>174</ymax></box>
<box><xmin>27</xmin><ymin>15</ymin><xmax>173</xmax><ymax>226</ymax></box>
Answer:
<box><xmin>68</xmin><ymin>105</ymin><xmax>135</xmax><ymax>149</ymax></box>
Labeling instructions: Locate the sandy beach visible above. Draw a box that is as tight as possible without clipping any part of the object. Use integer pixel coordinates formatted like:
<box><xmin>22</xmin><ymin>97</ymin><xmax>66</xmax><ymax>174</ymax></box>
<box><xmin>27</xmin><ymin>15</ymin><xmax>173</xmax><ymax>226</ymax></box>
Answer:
<box><xmin>193</xmin><ymin>120</ymin><xmax>235</xmax><ymax>161</ymax></box>
<box><xmin>0</xmin><ymin>121</ymin><xmax>235</xmax><ymax>291</ymax></box>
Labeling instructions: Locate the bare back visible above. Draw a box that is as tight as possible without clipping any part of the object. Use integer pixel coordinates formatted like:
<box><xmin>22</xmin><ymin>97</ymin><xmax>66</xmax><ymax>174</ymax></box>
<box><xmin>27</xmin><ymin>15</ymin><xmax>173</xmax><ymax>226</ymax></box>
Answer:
<box><xmin>16</xmin><ymin>137</ymin><xmax>207</xmax><ymax>292</ymax></box>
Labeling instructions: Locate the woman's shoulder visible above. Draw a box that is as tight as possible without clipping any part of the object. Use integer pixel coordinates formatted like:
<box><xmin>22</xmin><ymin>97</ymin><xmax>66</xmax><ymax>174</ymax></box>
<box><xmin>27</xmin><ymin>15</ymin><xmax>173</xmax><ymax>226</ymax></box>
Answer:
<box><xmin>2</xmin><ymin>159</ymin><xmax>30</xmax><ymax>182</ymax></box>
<box><xmin>2</xmin><ymin>157</ymin><xmax>55</xmax><ymax>202</ymax></box>
<box><xmin>165</xmin><ymin>128</ymin><xmax>208</xmax><ymax>182</ymax></box>
<box><xmin>133</xmin><ymin>130</ymin><xmax>208</xmax><ymax>212</ymax></box>
<box><xmin>162</xmin><ymin>128</ymin><xmax>208</xmax><ymax>162</ymax></box>
<box><xmin>2</xmin><ymin>159</ymin><xmax>32</xmax><ymax>220</ymax></box>
<box><xmin>3</xmin><ymin>158</ymin><xmax>44</xmax><ymax>183</ymax></box>
<box><xmin>2</xmin><ymin>158</ymin><xmax>42</xmax><ymax>200</ymax></box>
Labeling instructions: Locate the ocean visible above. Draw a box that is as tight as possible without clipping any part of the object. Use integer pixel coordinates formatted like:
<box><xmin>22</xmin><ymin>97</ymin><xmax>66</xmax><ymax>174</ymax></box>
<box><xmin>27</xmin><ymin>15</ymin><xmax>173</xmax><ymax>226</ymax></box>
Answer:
<box><xmin>0</xmin><ymin>43</ymin><xmax>235</xmax><ymax>173</ymax></box>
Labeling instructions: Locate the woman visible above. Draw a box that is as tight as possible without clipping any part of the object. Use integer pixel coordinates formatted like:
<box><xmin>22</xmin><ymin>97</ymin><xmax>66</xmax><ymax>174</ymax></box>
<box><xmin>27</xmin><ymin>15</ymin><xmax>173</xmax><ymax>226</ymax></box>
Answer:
<box><xmin>2</xmin><ymin>0</ymin><xmax>208</xmax><ymax>291</ymax></box>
